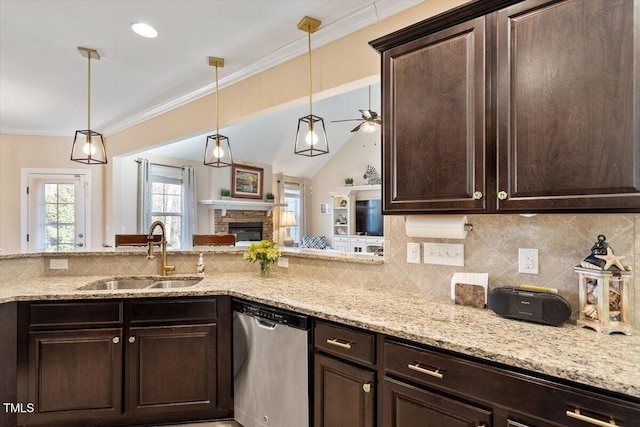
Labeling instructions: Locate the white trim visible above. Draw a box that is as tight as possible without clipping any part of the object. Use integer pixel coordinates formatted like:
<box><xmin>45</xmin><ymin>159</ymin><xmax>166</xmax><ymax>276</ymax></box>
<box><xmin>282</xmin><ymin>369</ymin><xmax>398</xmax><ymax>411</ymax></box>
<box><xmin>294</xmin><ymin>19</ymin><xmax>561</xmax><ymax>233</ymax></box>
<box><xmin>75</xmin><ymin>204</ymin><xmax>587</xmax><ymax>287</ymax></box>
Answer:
<box><xmin>20</xmin><ymin>168</ymin><xmax>92</xmax><ymax>252</ymax></box>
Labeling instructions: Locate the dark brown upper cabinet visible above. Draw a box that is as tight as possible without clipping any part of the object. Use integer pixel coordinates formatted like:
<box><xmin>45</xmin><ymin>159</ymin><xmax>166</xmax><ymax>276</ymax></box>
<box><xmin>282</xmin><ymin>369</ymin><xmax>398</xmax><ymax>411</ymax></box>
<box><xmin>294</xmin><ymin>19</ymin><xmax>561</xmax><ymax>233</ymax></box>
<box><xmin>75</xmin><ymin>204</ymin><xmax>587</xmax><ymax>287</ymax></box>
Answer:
<box><xmin>371</xmin><ymin>0</ymin><xmax>640</xmax><ymax>214</ymax></box>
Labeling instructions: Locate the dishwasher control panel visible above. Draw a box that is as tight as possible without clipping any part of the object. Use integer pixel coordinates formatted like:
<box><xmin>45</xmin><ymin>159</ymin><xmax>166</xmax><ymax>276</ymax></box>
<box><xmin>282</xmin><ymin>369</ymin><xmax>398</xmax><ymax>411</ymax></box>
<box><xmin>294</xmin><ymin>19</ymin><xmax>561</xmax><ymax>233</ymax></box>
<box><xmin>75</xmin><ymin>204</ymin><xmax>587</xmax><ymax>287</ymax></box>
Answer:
<box><xmin>233</xmin><ymin>300</ymin><xmax>309</xmax><ymax>330</ymax></box>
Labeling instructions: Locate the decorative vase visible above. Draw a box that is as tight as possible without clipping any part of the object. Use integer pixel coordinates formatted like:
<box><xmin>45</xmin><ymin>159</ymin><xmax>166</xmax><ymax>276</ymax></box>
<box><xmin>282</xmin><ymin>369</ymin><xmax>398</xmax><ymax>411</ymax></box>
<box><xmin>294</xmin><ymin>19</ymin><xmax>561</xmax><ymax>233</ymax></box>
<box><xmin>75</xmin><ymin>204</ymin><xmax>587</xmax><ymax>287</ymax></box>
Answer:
<box><xmin>259</xmin><ymin>261</ymin><xmax>272</xmax><ymax>278</ymax></box>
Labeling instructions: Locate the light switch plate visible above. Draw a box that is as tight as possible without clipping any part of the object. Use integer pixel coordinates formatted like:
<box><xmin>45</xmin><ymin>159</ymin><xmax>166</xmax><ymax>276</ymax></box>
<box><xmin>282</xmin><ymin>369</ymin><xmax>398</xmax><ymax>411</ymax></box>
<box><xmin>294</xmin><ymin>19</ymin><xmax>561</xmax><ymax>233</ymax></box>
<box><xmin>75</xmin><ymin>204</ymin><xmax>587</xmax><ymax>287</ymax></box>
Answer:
<box><xmin>49</xmin><ymin>259</ymin><xmax>68</xmax><ymax>270</ymax></box>
<box><xmin>423</xmin><ymin>243</ymin><xmax>464</xmax><ymax>267</ymax></box>
<box><xmin>407</xmin><ymin>242</ymin><xmax>421</xmax><ymax>264</ymax></box>
<box><xmin>277</xmin><ymin>257</ymin><xmax>289</xmax><ymax>268</ymax></box>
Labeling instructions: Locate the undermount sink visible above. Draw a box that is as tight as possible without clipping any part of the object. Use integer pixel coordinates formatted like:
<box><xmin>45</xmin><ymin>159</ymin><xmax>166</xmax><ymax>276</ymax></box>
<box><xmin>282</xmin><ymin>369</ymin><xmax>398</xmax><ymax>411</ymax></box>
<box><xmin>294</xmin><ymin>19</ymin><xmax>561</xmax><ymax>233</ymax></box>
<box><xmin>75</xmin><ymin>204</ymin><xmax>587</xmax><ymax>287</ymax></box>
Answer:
<box><xmin>79</xmin><ymin>278</ymin><xmax>202</xmax><ymax>291</ymax></box>
<box><xmin>147</xmin><ymin>279</ymin><xmax>202</xmax><ymax>289</ymax></box>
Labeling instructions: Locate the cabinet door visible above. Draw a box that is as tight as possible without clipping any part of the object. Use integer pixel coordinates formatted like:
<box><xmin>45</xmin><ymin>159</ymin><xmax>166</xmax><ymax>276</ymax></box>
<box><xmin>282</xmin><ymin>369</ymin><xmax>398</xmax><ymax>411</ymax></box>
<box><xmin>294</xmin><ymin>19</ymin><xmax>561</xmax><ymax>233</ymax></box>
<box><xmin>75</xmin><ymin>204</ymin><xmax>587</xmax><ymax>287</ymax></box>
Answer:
<box><xmin>382</xmin><ymin>17</ymin><xmax>486</xmax><ymax>213</ymax></box>
<box><xmin>127</xmin><ymin>324</ymin><xmax>218</xmax><ymax>416</ymax></box>
<box><xmin>496</xmin><ymin>0</ymin><xmax>640</xmax><ymax>211</ymax></box>
<box><xmin>382</xmin><ymin>377</ymin><xmax>491</xmax><ymax>427</ymax></box>
<box><xmin>27</xmin><ymin>328</ymin><xmax>123</xmax><ymax>423</ymax></box>
<box><xmin>314</xmin><ymin>353</ymin><xmax>375</xmax><ymax>427</ymax></box>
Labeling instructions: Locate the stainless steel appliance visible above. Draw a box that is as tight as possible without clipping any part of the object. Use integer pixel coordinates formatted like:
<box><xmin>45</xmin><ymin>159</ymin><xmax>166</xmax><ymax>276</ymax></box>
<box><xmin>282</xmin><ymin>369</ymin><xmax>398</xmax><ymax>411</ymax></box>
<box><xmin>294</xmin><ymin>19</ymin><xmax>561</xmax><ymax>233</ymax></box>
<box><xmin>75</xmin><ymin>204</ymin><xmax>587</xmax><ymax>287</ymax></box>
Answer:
<box><xmin>233</xmin><ymin>300</ymin><xmax>310</xmax><ymax>427</ymax></box>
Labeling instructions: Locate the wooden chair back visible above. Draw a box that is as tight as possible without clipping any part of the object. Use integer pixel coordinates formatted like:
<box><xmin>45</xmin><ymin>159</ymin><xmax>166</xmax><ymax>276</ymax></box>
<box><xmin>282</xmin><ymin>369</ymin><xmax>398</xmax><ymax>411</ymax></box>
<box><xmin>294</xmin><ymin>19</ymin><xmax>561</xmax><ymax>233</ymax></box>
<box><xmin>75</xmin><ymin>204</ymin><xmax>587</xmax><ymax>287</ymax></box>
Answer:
<box><xmin>192</xmin><ymin>234</ymin><xmax>236</xmax><ymax>246</ymax></box>
<box><xmin>115</xmin><ymin>234</ymin><xmax>161</xmax><ymax>247</ymax></box>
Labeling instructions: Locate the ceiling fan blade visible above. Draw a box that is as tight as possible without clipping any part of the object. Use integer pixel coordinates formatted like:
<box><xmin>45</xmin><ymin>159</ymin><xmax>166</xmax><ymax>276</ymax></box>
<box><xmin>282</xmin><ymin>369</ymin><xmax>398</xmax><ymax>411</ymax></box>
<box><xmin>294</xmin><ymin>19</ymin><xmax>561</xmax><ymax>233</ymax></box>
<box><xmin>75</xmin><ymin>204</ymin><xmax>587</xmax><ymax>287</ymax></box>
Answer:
<box><xmin>351</xmin><ymin>122</ymin><xmax>364</xmax><ymax>132</ymax></box>
<box><xmin>359</xmin><ymin>109</ymin><xmax>373</xmax><ymax>120</ymax></box>
<box><xmin>330</xmin><ymin>119</ymin><xmax>364</xmax><ymax>123</ymax></box>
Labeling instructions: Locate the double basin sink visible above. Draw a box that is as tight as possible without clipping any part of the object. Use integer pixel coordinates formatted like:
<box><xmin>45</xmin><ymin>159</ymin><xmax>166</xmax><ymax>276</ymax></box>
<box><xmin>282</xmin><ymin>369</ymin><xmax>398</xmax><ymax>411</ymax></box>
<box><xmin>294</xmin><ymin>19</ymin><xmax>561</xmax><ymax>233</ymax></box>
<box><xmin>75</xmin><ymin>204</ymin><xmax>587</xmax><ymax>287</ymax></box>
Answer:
<box><xmin>79</xmin><ymin>277</ymin><xmax>202</xmax><ymax>291</ymax></box>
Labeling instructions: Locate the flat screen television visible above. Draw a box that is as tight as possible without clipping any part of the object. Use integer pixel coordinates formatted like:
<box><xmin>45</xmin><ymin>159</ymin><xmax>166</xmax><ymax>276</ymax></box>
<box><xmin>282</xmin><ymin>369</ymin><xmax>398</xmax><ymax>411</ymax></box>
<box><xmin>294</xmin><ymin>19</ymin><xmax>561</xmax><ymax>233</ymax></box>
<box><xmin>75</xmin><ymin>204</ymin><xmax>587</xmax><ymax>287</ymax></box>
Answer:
<box><xmin>355</xmin><ymin>199</ymin><xmax>383</xmax><ymax>236</ymax></box>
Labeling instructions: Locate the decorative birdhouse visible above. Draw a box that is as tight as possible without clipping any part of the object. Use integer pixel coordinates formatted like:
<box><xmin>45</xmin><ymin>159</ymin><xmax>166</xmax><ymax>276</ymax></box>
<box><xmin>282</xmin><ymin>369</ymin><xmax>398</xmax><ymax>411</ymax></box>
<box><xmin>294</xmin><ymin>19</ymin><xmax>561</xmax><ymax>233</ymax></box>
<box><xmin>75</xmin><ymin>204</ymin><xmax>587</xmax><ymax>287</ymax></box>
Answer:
<box><xmin>575</xmin><ymin>235</ymin><xmax>632</xmax><ymax>335</ymax></box>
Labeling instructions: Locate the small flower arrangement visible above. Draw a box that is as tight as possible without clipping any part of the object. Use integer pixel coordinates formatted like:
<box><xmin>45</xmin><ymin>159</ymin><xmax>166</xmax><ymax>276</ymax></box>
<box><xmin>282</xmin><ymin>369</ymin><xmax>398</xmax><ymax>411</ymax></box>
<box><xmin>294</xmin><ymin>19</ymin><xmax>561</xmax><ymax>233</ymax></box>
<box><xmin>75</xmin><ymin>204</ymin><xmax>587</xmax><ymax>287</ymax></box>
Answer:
<box><xmin>243</xmin><ymin>240</ymin><xmax>281</xmax><ymax>277</ymax></box>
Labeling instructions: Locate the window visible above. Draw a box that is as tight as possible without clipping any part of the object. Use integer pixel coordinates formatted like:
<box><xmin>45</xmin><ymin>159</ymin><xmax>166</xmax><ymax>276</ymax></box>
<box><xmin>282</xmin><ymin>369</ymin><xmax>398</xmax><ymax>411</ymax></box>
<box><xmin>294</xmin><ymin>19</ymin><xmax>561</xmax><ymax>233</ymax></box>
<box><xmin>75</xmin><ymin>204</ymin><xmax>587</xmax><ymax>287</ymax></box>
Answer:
<box><xmin>284</xmin><ymin>182</ymin><xmax>301</xmax><ymax>243</ymax></box>
<box><xmin>150</xmin><ymin>165</ymin><xmax>183</xmax><ymax>248</ymax></box>
<box><xmin>44</xmin><ymin>183</ymin><xmax>76</xmax><ymax>252</ymax></box>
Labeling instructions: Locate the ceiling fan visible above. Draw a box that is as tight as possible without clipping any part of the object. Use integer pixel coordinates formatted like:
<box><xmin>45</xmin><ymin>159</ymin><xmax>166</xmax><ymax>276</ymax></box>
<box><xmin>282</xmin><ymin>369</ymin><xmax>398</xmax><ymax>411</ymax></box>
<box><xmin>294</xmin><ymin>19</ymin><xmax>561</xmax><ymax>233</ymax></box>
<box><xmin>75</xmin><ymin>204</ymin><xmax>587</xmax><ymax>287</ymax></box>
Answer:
<box><xmin>331</xmin><ymin>85</ymin><xmax>381</xmax><ymax>133</ymax></box>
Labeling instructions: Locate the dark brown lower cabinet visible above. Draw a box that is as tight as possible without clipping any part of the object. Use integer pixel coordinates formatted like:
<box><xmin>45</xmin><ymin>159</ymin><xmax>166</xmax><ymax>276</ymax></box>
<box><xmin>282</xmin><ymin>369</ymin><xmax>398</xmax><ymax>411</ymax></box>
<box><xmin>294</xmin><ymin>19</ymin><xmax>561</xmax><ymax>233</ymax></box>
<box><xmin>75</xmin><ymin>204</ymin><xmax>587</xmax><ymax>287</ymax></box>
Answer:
<box><xmin>314</xmin><ymin>353</ymin><xmax>375</xmax><ymax>427</ymax></box>
<box><xmin>27</xmin><ymin>328</ymin><xmax>123</xmax><ymax>424</ymax></box>
<box><xmin>128</xmin><ymin>324</ymin><xmax>218</xmax><ymax>415</ymax></box>
<box><xmin>383</xmin><ymin>377</ymin><xmax>491</xmax><ymax>427</ymax></box>
<box><xmin>15</xmin><ymin>297</ymin><xmax>232</xmax><ymax>427</ymax></box>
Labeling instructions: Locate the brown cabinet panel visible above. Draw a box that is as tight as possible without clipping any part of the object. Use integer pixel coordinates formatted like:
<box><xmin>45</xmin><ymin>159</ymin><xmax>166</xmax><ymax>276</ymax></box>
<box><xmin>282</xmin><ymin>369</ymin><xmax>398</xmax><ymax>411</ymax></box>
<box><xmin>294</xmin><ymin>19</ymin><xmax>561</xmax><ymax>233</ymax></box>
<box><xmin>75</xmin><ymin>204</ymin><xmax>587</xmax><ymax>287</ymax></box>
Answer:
<box><xmin>495</xmin><ymin>0</ymin><xmax>640</xmax><ymax>211</ymax></box>
<box><xmin>127</xmin><ymin>323</ymin><xmax>218</xmax><ymax>416</ymax></box>
<box><xmin>382</xmin><ymin>377</ymin><xmax>491</xmax><ymax>427</ymax></box>
<box><xmin>26</xmin><ymin>328</ymin><xmax>123</xmax><ymax>424</ymax></box>
<box><xmin>314</xmin><ymin>353</ymin><xmax>375</xmax><ymax>427</ymax></box>
<box><xmin>129</xmin><ymin>298</ymin><xmax>217</xmax><ymax>324</ymax></box>
<box><xmin>382</xmin><ymin>17</ymin><xmax>487</xmax><ymax>213</ymax></box>
<box><xmin>30</xmin><ymin>301</ymin><xmax>122</xmax><ymax>328</ymax></box>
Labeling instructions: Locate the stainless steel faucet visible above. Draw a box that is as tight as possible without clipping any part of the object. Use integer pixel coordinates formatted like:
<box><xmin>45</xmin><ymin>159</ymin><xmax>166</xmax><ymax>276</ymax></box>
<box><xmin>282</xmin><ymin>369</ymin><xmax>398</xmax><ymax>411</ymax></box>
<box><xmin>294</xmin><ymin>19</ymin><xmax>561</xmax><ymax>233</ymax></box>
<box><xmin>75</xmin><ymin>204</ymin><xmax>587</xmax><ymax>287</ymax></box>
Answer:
<box><xmin>147</xmin><ymin>220</ymin><xmax>175</xmax><ymax>276</ymax></box>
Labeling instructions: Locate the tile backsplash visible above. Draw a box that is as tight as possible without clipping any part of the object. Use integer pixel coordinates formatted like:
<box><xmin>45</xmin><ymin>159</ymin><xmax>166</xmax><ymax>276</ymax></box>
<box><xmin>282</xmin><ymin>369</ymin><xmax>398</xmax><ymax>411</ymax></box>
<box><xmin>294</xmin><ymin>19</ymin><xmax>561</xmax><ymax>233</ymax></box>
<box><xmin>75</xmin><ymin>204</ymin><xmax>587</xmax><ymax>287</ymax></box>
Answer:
<box><xmin>5</xmin><ymin>213</ymin><xmax>638</xmax><ymax>327</ymax></box>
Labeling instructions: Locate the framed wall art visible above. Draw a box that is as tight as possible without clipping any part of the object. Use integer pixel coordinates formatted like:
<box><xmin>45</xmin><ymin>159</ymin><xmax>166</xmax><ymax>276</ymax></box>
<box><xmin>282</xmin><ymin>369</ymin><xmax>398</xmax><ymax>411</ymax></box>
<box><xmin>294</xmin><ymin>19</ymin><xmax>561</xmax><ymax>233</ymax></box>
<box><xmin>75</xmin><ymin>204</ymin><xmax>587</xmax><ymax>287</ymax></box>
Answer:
<box><xmin>232</xmin><ymin>164</ymin><xmax>263</xmax><ymax>199</ymax></box>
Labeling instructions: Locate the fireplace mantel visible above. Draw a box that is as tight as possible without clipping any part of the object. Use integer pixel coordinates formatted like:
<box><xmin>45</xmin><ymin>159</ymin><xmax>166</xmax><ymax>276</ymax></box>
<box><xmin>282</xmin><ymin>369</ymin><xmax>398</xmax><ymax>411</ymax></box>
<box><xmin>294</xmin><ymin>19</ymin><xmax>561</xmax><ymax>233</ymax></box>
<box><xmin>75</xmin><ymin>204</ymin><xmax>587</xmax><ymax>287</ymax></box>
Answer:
<box><xmin>199</xmin><ymin>199</ymin><xmax>287</xmax><ymax>216</ymax></box>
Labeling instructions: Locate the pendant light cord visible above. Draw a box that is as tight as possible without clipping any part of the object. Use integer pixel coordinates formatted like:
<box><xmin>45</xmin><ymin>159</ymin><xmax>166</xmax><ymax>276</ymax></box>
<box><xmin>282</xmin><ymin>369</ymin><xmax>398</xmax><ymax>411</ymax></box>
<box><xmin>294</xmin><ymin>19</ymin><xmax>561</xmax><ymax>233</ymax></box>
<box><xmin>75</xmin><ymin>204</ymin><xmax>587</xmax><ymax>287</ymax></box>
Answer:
<box><xmin>87</xmin><ymin>55</ymin><xmax>91</xmax><ymax>131</ymax></box>
<box><xmin>215</xmin><ymin>64</ymin><xmax>220</xmax><ymax>137</ymax></box>
<box><xmin>307</xmin><ymin>29</ymin><xmax>313</xmax><ymax>120</ymax></box>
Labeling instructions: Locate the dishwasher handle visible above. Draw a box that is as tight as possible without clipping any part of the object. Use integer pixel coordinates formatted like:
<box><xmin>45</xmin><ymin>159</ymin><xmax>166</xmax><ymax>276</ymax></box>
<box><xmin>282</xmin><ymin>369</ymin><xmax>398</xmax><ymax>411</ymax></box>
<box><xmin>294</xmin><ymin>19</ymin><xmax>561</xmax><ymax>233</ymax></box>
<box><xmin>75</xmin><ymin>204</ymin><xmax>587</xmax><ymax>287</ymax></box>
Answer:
<box><xmin>255</xmin><ymin>318</ymin><xmax>278</xmax><ymax>330</ymax></box>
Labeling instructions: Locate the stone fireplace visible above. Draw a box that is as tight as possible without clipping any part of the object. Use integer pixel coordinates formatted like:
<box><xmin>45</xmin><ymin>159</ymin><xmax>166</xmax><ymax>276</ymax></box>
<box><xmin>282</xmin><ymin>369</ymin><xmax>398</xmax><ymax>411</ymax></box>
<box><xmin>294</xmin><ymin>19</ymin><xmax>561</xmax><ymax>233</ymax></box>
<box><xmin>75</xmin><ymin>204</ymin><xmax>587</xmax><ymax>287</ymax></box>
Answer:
<box><xmin>213</xmin><ymin>209</ymin><xmax>274</xmax><ymax>241</ymax></box>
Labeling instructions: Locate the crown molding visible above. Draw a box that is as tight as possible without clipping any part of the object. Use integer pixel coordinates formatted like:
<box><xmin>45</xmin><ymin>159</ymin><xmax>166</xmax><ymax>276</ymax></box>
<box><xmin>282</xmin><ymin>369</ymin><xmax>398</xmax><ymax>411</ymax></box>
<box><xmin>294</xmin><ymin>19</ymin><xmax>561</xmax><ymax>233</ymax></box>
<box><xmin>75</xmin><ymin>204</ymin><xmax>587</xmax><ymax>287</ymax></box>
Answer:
<box><xmin>100</xmin><ymin>0</ymin><xmax>422</xmax><ymax>137</ymax></box>
<box><xmin>1</xmin><ymin>0</ymin><xmax>422</xmax><ymax>137</ymax></box>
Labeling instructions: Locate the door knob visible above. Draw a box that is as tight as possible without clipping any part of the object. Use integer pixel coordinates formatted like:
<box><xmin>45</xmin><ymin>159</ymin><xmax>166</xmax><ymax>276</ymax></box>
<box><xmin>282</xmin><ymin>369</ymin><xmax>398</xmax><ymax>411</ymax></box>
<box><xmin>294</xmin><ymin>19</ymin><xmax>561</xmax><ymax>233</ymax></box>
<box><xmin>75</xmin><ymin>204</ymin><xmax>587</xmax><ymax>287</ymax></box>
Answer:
<box><xmin>498</xmin><ymin>191</ymin><xmax>508</xmax><ymax>200</ymax></box>
<box><xmin>128</xmin><ymin>336</ymin><xmax>136</xmax><ymax>343</ymax></box>
<box><xmin>112</xmin><ymin>337</ymin><xmax>120</xmax><ymax>344</ymax></box>
<box><xmin>473</xmin><ymin>191</ymin><xmax>483</xmax><ymax>200</ymax></box>
<box><xmin>362</xmin><ymin>383</ymin><xmax>372</xmax><ymax>393</ymax></box>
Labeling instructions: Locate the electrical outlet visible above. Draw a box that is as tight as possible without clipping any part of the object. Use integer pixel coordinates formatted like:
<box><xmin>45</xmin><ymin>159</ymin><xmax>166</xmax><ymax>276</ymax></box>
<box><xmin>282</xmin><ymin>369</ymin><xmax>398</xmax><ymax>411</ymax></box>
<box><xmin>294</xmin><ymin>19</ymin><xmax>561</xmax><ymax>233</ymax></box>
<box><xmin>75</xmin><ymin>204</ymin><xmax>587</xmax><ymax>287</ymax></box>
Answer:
<box><xmin>49</xmin><ymin>259</ymin><xmax>68</xmax><ymax>270</ymax></box>
<box><xmin>423</xmin><ymin>243</ymin><xmax>464</xmax><ymax>267</ymax></box>
<box><xmin>518</xmin><ymin>248</ymin><xmax>539</xmax><ymax>274</ymax></box>
<box><xmin>407</xmin><ymin>242</ymin><xmax>421</xmax><ymax>264</ymax></box>
<box><xmin>277</xmin><ymin>257</ymin><xmax>289</xmax><ymax>268</ymax></box>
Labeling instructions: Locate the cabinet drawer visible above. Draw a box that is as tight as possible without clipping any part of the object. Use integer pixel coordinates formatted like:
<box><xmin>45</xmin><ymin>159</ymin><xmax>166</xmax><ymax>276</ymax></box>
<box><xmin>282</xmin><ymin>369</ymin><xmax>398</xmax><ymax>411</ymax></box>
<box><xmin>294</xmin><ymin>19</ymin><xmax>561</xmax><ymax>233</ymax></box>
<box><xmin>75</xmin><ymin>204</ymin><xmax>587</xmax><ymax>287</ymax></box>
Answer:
<box><xmin>384</xmin><ymin>340</ymin><xmax>479</xmax><ymax>393</ymax></box>
<box><xmin>315</xmin><ymin>321</ymin><xmax>375</xmax><ymax>366</ymax></box>
<box><xmin>30</xmin><ymin>301</ymin><xmax>123</xmax><ymax>328</ymax></box>
<box><xmin>129</xmin><ymin>298</ymin><xmax>217</xmax><ymax>324</ymax></box>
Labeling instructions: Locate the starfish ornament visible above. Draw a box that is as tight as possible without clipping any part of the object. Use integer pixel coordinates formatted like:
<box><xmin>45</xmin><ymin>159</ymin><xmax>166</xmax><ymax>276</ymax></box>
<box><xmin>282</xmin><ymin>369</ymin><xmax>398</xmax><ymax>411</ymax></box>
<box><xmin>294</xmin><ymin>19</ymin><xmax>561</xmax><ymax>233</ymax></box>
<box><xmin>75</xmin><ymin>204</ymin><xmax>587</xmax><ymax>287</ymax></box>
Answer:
<box><xmin>594</xmin><ymin>247</ymin><xmax>626</xmax><ymax>271</ymax></box>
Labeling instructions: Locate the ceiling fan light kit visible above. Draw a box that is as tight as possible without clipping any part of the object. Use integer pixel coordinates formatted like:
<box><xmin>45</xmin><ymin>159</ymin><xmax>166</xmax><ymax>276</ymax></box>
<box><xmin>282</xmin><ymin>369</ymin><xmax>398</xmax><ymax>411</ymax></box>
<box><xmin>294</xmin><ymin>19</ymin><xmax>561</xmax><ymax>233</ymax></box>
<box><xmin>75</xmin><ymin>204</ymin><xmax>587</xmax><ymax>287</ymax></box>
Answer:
<box><xmin>204</xmin><ymin>56</ymin><xmax>234</xmax><ymax>168</ymax></box>
<box><xmin>294</xmin><ymin>16</ymin><xmax>329</xmax><ymax>157</ymax></box>
<box><xmin>71</xmin><ymin>47</ymin><xmax>107</xmax><ymax>165</ymax></box>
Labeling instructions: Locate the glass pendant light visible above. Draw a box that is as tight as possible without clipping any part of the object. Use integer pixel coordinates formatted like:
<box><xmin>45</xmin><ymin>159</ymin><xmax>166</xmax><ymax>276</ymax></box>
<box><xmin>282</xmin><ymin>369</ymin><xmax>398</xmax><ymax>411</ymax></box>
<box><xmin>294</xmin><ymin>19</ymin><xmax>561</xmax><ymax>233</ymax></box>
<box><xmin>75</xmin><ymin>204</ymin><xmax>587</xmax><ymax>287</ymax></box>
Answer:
<box><xmin>204</xmin><ymin>57</ymin><xmax>234</xmax><ymax>168</ymax></box>
<box><xmin>71</xmin><ymin>47</ymin><xmax>107</xmax><ymax>165</ymax></box>
<box><xmin>294</xmin><ymin>16</ymin><xmax>329</xmax><ymax>157</ymax></box>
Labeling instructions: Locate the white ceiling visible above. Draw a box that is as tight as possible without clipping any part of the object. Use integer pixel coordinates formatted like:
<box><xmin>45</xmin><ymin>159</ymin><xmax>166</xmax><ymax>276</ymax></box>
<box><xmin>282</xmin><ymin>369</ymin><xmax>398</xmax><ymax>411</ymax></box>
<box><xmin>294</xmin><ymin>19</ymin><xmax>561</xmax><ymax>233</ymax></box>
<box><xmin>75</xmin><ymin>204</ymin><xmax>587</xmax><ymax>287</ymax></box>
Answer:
<box><xmin>0</xmin><ymin>0</ymin><xmax>420</xmax><ymax>136</ymax></box>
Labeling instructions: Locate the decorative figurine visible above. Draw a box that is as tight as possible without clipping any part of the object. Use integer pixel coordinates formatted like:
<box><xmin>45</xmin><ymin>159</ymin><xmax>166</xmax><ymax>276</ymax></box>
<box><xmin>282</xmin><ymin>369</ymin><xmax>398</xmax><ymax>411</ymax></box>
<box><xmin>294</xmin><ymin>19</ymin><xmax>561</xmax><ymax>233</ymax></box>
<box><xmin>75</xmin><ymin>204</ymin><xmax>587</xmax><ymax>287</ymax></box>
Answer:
<box><xmin>575</xmin><ymin>235</ymin><xmax>632</xmax><ymax>335</ymax></box>
<box><xmin>363</xmin><ymin>164</ymin><xmax>381</xmax><ymax>185</ymax></box>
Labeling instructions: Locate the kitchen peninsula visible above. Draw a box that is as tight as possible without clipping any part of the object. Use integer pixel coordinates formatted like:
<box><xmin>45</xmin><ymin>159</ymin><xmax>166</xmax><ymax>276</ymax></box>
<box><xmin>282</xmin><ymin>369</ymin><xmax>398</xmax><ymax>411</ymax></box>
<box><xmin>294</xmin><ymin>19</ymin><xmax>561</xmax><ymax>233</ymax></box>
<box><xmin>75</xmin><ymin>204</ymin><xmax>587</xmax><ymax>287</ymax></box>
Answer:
<box><xmin>1</xmin><ymin>248</ymin><xmax>639</xmax><ymax>426</ymax></box>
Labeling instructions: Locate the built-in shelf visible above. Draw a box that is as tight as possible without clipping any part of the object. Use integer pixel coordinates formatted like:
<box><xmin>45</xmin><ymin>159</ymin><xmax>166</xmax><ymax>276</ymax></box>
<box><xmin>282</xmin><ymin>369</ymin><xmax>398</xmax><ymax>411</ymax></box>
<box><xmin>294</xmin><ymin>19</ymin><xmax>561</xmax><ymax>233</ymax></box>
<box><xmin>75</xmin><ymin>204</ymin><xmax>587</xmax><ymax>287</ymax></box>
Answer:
<box><xmin>198</xmin><ymin>199</ymin><xmax>287</xmax><ymax>216</ymax></box>
<box><xmin>335</xmin><ymin>184</ymin><xmax>381</xmax><ymax>193</ymax></box>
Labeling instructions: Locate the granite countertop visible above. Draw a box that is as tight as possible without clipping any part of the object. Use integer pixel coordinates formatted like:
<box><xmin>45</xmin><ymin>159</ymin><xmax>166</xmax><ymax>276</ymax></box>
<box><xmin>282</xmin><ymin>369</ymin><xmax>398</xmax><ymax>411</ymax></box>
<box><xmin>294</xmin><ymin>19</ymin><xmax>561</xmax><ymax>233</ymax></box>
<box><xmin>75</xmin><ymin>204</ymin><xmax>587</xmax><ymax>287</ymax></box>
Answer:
<box><xmin>0</xmin><ymin>247</ymin><xmax>384</xmax><ymax>264</ymax></box>
<box><xmin>1</xmin><ymin>272</ymin><xmax>638</xmax><ymax>399</ymax></box>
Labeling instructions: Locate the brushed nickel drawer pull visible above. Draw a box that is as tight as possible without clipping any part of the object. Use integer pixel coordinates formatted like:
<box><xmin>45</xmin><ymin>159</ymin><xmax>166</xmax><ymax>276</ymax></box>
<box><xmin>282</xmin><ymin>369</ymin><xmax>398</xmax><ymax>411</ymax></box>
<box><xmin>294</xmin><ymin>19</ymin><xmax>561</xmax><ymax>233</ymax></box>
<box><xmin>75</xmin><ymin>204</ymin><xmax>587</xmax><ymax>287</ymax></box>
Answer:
<box><xmin>408</xmin><ymin>362</ymin><xmax>443</xmax><ymax>379</ymax></box>
<box><xmin>128</xmin><ymin>336</ymin><xmax>136</xmax><ymax>343</ymax></box>
<box><xmin>326</xmin><ymin>338</ymin><xmax>352</xmax><ymax>349</ymax></box>
<box><xmin>566</xmin><ymin>409</ymin><xmax>617</xmax><ymax>427</ymax></box>
<box><xmin>112</xmin><ymin>337</ymin><xmax>120</xmax><ymax>344</ymax></box>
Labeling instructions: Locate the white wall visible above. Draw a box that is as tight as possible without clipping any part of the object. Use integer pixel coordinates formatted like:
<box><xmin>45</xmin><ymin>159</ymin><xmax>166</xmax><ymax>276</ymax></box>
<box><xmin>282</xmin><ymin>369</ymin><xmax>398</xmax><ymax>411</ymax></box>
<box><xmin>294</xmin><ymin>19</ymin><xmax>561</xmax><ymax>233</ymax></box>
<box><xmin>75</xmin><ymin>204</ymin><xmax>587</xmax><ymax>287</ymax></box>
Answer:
<box><xmin>309</xmin><ymin>130</ymin><xmax>381</xmax><ymax>243</ymax></box>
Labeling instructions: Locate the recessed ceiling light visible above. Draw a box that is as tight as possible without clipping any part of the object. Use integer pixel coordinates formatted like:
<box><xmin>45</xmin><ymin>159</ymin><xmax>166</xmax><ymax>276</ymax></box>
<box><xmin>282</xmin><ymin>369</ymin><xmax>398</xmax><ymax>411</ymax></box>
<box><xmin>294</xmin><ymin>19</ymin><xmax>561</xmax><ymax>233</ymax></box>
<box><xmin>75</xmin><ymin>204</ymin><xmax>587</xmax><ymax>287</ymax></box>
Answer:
<box><xmin>130</xmin><ymin>22</ymin><xmax>158</xmax><ymax>38</ymax></box>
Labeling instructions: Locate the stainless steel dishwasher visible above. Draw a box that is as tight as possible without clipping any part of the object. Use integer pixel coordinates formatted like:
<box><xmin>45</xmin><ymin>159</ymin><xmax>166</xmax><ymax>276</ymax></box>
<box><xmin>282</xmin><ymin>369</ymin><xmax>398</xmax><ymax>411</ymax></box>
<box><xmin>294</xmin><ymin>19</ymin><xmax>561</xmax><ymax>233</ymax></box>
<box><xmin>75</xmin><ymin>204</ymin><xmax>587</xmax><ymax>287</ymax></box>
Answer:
<box><xmin>233</xmin><ymin>300</ymin><xmax>310</xmax><ymax>427</ymax></box>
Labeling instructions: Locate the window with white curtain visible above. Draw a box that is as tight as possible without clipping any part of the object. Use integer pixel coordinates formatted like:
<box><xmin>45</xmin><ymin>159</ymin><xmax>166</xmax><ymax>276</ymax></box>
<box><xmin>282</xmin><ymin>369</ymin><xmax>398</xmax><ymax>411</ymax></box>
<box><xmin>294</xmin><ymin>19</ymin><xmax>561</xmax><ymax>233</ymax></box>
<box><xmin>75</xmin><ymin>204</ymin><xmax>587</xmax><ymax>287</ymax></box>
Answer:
<box><xmin>284</xmin><ymin>182</ymin><xmax>301</xmax><ymax>243</ymax></box>
<box><xmin>150</xmin><ymin>165</ymin><xmax>183</xmax><ymax>249</ymax></box>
